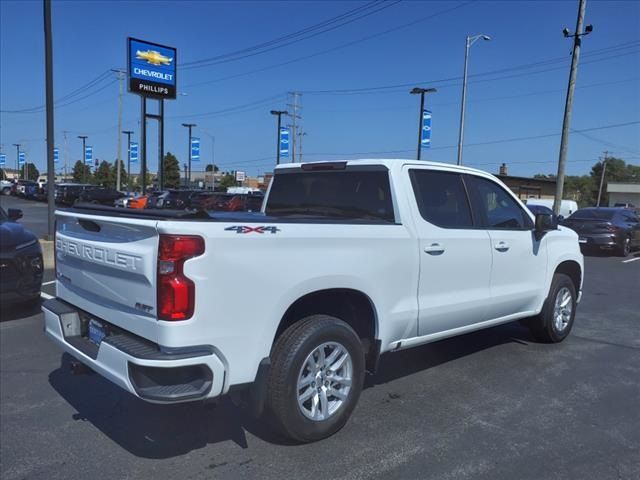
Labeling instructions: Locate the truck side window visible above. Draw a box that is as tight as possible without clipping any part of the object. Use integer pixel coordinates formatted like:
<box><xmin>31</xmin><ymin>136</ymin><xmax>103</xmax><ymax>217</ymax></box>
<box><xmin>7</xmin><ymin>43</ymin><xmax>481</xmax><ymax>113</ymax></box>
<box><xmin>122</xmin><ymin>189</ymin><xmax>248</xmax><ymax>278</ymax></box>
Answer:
<box><xmin>465</xmin><ymin>175</ymin><xmax>533</xmax><ymax>230</ymax></box>
<box><xmin>409</xmin><ymin>170</ymin><xmax>473</xmax><ymax>228</ymax></box>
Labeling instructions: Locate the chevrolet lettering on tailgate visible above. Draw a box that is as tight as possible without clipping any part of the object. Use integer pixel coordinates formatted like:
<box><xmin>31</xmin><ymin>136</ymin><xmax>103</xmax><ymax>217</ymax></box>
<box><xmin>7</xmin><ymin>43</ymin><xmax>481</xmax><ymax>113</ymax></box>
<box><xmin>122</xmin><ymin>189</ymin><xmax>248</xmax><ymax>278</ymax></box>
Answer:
<box><xmin>56</xmin><ymin>238</ymin><xmax>142</xmax><ymax>272</ymax></box>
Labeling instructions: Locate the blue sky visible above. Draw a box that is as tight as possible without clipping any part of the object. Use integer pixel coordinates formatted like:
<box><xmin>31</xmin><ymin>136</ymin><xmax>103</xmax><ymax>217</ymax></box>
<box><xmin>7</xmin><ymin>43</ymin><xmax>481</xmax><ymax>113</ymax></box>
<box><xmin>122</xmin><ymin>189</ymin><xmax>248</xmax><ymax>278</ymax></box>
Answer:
<box><xmin>1</xmin><ymin>0</ymin><xmax>639</xmax><ymax>178</ymax></box>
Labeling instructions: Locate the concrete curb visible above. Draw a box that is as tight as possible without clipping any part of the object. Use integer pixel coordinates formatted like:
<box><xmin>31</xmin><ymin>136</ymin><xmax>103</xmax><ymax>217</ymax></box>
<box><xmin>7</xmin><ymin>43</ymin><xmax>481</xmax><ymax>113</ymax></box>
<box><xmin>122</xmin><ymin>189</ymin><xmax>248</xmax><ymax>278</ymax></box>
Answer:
<box><xmin>40</xmin><ymin>240</ymin><xmax>54</xmax><ymax>270</ymax></box>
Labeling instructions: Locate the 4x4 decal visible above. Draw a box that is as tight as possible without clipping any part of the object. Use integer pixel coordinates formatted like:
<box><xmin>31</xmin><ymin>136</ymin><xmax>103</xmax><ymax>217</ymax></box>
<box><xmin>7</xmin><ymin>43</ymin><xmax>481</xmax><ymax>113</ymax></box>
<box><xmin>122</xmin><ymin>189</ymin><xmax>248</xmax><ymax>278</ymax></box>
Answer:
<box><xmin>224</xmin><ymin>226</ymin><xmax>280</xmax><ymax>234</ymax></box>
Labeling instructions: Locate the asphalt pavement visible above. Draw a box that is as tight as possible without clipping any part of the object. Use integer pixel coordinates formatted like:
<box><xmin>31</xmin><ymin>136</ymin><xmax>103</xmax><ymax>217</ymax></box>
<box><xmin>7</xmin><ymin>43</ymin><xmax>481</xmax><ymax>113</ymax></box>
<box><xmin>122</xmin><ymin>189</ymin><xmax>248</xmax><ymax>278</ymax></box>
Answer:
<box><xmin>1</xmin><ymin>198</ymin><xmax>639</xmax><ymax>480</ymax></box>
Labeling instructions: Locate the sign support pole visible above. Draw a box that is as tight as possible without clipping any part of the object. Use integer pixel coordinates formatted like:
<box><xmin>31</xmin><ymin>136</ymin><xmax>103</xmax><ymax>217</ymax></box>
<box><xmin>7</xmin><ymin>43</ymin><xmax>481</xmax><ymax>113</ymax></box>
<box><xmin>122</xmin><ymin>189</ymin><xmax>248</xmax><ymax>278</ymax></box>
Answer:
<box><xmin>158</xmin><ymin>99</ymin><xmax>164</xmax><ymax>191</ymax></box>
<box><xmin>141</xmin><ymin>97</ymin><xmax>147</xmax><ymax>194</ymax></box>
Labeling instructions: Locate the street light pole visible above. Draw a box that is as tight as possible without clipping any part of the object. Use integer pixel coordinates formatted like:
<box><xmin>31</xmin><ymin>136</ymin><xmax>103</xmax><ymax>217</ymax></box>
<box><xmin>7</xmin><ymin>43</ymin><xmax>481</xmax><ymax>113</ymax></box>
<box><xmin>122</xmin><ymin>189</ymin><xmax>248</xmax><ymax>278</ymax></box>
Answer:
<box><xmin>410</xmin><ymin>87</ymin><xmax>437</xmax><ymax>160</ymax></box>
<box><xmin>182</xmin><ymin>123</ymin><xmax>196</xmax><ymax>188</ymax></box>
<box><xmin>122</xmin><ymin>130</ymin><xmax>133</xmax><ymax>194</ymax></box>
<box><xmin>270</xmin><ymin>110</ymin><xmax>288</xmax><ymax>165</ymax></box>
<box><xmin>457</xmin><ymin>34</ymin><xmax>491</xmax><ymax>166</ymax></box>
<box><xmin>78</xmin><ymin>135</ymin><xmax>87</xmax><ymax>183</ymax></box>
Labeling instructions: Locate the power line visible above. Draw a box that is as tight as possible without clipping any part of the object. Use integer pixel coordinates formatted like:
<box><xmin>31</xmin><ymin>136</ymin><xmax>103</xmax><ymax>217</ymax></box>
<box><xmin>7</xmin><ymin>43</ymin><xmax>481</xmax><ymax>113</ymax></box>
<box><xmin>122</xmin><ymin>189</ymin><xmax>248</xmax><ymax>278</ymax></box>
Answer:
<box><xmin>183</xmin><ymin>1</ymin><xmax>474</xmax><ymax>89</ymax></box>
<box><xmin>180</xmin><ymin>1</ymin><xmax>401</xmax><ymax>70</ymax></box>
<box><xmin>300</xmin><ymin>40</ymin><xmax>640</xmax><ymax>95</ymax></box>
<box><xmin>167</xmin><ymin>93</ymin><xmax>287</xmax><ymax>120</ymax></box>
<box><xmin>1</xmin><ymin>70</ymin><xmax>112</xmax><ymax>113</ymax></box>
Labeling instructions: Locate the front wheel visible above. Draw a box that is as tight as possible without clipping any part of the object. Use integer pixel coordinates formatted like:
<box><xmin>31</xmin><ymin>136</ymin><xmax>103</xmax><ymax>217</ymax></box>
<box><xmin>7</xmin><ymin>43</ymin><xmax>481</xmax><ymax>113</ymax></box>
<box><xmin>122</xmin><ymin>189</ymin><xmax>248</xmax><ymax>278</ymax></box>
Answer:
<box><xmin>618</xmin><ymin>236</ymin><xmax>631</xmax><ymax>257</ymax></box>
<box><xmin>266</xmin><ymin>315</ymin><xmax>365</xmax><ymax>442</ymax></box>
<box><xmin>529</xmin><ymin>273</ymin><xmax>577</xmax><ymax>343</ymax></box>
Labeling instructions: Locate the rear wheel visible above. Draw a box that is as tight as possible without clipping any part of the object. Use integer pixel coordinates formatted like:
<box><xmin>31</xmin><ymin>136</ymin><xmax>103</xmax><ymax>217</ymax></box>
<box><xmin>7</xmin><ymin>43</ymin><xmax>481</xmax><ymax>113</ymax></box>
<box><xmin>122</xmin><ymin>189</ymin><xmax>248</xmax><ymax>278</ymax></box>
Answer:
<box><xmin>266</xmin><ymin>315</ymin><xmax>365</xmax><ymax>442</ymax></box>
<box><xmin>529</xmin><ymin>273</ymin><xmax>577</xmax><ymax>343</ymax></box>
<box><xmin>618</xmin><ymin>236</ymin><xmax>631</xmax><ymax>257</ymax></box>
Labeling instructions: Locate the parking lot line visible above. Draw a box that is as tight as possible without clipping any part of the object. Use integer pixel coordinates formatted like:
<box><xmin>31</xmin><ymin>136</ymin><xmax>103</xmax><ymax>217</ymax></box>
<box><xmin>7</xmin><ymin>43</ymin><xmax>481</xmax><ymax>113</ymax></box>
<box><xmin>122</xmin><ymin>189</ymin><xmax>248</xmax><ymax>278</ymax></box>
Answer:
<box><xmin>42</xmin><ymin>280</ymin><xmax>56</xmax><ymax>286</ymax></box>
<box><xmin>621</xmin><ymin>257</ymin><xmax>640</xmax><ymax>264</ymax></box>
<box><xmin>40</xmin><ymin>292</ymin><xmax>54</xmax><ymax>300</ymax></box>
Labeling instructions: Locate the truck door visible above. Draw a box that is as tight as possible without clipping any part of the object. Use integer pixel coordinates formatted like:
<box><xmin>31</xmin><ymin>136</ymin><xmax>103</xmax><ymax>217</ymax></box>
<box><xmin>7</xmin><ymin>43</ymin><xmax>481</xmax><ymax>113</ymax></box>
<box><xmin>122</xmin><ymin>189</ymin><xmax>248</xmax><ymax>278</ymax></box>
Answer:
<box><xmin>405</xmin><ymin>167</ymin><xmax>492</xmax><ymax>336</ymax></box>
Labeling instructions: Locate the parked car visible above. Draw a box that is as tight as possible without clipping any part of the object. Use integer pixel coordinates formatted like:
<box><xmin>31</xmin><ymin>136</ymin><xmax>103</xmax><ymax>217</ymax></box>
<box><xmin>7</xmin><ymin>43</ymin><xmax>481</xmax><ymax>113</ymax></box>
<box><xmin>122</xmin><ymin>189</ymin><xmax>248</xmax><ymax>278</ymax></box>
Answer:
<box><xmin>162</xmin><ymin>189</ymin><xmax>200</xmax><ymax>209</ymax></box>
<box><xmin>0</xmin><ymin>206</ymin><xmax>43</xmax><ymax>305</ymax></box>
<box><xmin>54</xmin><ymin>183</ymin><xmax>93</xmax><ymax>206</ymax></box>
<box><xmin>190</xmin><ymin>192</ymin><xmax>264</xmax><ymax>212</ymax></box>
<box><xmin>525</xmin><ymin>198</ymin><xmax>578</xmax><ymax>218</ymax></box>
<box><xmin>15</xmin><ymin>180</ymin><xmax>38</xmax><ymax>198</ymax></box>
<box><xmin>562</xmin><ymin>207</ymin><xmax>640</xmax><ymax>256</ymax></box>
<box><xmin>78</xmin><ymin>187</ymin><xmax>125</xmax><ymax>206</ymax></box>
<box><xmin>45</xmin><ymin>159</ymin><xmax>584</xmax><ymax>442</ymax></box>
<box><xmin>145</xmin><ymin>191</ymin><xmax>169</xmax><ymax>209</ymax></box>
<box><xmin>613</xmin><ymin>202</ymin><xmax>636</xmax><ymax>209</ymax></box>
<box><xmin>1</xmin><ymin>179</ymin><xmax>12</xmax><ymax>196</ymax></box>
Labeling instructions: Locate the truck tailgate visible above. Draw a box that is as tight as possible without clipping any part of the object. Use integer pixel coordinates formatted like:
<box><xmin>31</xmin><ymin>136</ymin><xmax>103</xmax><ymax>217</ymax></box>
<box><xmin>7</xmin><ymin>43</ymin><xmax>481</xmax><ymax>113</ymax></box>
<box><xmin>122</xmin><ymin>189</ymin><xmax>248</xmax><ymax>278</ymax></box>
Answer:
<box><xmin>55</xmin><ymin>211</ymin><xmax>160</xmax><ymax>343</ymax></box>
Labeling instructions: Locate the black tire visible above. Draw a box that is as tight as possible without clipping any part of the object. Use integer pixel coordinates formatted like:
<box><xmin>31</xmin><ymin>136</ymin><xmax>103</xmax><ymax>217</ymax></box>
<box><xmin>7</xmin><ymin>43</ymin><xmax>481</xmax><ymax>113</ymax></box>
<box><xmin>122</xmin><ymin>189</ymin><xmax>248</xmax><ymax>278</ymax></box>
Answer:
<box><xmin>617</xmin><ymin>236</ymin><xmax>631</xmax><ymax>257</ymax></box>
<box><xmin>266</xmin><ymin>315</ymin><xmax>365</xmax><ymax>443</ymax></box>
<box><xmin>529</xmin><ymin>273</ymin><xmax>577</xmax><ymax>343</ymax></box>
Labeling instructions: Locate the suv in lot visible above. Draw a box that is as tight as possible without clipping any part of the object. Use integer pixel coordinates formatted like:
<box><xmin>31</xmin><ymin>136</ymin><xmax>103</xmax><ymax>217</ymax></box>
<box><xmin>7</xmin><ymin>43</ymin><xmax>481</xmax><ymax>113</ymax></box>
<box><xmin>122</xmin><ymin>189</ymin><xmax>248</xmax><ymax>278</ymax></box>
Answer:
<box><xmin>54</xmin><ymin>183</ymin><xmax>93</xmax><ymax>206</ymax></box>
<box><xmin>44</xmin><ymin>160</ymin><xmax>584</xmax><ymax>442</ymax></box>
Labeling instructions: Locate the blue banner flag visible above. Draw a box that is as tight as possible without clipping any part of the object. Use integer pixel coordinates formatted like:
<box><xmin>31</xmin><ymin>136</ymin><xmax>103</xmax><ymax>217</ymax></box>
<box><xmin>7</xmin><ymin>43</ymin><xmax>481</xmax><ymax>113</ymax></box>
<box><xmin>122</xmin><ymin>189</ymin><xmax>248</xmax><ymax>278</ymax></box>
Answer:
<box><xmin>130</xmin><ymin>142</ymin><xmax>139</xmax><ymax>163</ymax></box>
<box><xmin>421</xmin><ymin>109</ymin><xmax>432</xmax><ymax>149</ymax></box>
<box><xmin>85</xmin><ymin>146</ymin><xmax>93</xmax><ymax>164</ymax></box>
<box><xmin>279</xmin><ymin>127</ymin><xmax>290</xmax><ymax>158</ymax></box>
<box><xmin>0</xmin><ymin>154</ymin><xmax>6</xmax><ymax>166</ymax></box>
<box><xmin>191</xmin><ymin>137</ymin><xmax>200</xmax><ymax>162</ymax></box>
<box><xmin>18</xmin><ymin>152</ymin><xmax>25</xmax><ymax>165</ymax></box>
<box><xmin>53</xmin><ymin>148</ymin><xmax>59</xmax><ymax>163</ymax></box>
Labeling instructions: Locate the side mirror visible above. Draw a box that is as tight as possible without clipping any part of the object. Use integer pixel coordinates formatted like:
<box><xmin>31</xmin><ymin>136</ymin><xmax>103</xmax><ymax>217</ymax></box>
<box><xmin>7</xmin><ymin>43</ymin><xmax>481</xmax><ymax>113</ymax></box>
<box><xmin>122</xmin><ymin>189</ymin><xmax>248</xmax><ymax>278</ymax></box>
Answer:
<box><xmin>7</xmin><ymin>208</ymin><xmax>23</xmax><ymax>221</ymax></box>
<box><xmin>534</xmin><ymin>213</ymin><xmax>557</xmax><ymax>239</ymax></box>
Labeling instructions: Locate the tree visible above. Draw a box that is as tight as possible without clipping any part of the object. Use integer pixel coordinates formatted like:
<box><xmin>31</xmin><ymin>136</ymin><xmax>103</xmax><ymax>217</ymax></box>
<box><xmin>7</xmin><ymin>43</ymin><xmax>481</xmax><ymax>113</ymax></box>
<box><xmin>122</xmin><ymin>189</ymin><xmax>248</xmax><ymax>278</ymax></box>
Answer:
<box><xmin>163</xmin><ymin>152</ymin><xmax>181</xmax><ymax>188</ymax></box>
<box><xmin>219</xmin><ymin>173</ymin><xmax>236</xmax><ymax>190</ymax></box>
<box><xmin>94</xmin><ymin>160</ymin><xmax>114</xmax><ymax>187</ymax></box>
<box><xmin>589</xmin><ymin>156</ymin><xmax>637</xmax><ymax>206</ymax></box>
<box><xmin>205</xmin><ymin>163</ymin><xmax>219</xmax><ymax>173</ymax></box>
<box><xmin>25</xmin><ymin>163</ymin><xmax>40</xmax><ymax>181</ymax></box>
<box><xmin>72</xmin><ymin>160</ymin><xmax>92</xmax><ymax>183</ymax></box>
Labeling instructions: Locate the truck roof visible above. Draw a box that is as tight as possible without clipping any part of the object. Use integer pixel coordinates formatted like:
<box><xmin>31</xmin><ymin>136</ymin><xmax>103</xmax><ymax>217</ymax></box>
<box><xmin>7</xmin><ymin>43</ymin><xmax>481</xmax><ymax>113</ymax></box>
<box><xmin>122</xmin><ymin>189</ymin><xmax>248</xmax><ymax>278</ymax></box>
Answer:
<box><xmin>274</xmin><ymin>159</ymin><xmax>492</xmax><ymax>177</ymax></box>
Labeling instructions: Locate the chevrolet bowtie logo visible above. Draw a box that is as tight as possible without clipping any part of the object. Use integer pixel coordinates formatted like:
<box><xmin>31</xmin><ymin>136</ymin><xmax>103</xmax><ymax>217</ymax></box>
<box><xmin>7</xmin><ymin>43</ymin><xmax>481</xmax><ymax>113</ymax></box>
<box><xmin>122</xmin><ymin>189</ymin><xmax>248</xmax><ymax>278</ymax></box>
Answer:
<box><xmin>135</xmin><ymin>49</ymin><xmax>173</xmax><ymax>66</ymax></box>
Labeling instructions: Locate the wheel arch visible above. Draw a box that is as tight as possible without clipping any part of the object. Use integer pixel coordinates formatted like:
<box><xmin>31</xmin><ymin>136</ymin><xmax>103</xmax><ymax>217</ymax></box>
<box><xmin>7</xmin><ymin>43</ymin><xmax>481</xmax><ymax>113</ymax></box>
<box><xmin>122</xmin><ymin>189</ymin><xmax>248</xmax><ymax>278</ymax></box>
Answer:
<box><xmin>554</xmin><ymin>260</ymin><xmax>582</xmax><ymax>293</ymax></box>
<box><xmin>273</xmin><ymin>288</ymin><xmax>380</xmax><ymax>373</ymax></box>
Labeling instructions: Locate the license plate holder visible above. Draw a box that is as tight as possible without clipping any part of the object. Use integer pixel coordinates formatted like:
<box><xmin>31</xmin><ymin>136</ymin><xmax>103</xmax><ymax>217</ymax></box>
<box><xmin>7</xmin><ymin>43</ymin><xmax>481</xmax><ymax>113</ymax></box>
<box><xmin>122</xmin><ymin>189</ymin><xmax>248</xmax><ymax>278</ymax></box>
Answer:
<box><xmin>88</xmin><ymin>319</ymin><xmax>107</xmax><ymax>346</ymax></box>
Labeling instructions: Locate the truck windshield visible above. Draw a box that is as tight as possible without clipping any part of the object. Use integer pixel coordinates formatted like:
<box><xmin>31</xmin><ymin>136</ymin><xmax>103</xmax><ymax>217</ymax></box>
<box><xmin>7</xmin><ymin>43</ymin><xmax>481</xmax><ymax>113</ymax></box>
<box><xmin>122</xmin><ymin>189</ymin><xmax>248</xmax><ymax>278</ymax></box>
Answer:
<box><xmin>266</xmin><ymin>170</ymin><xmax>394</xmax><ymax>222</ymax></box>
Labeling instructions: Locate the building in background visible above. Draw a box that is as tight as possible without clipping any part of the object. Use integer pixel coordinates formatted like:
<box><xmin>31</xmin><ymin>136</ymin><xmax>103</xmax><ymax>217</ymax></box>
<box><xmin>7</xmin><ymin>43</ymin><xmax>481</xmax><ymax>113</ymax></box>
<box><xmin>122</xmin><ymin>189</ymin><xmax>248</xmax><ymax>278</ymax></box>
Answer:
<box><xmin>607</xmin><ymin>182</ymin><xmax>640</xmax><ymax>207</ymax></box>
<box><xmin>496</xmin><ymin>163</ymin><xmax>557</xmax><ymax>200</ymax></box>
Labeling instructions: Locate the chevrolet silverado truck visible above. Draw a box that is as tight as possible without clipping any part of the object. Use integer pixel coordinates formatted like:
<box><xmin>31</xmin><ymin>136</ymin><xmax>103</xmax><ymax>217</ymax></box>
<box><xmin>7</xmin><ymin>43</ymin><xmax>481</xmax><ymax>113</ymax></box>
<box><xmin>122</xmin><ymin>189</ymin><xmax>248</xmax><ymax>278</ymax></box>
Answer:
<box><xmin>43</xmin><ymin>160</ymin><xmax>584</xmax><ymax>442</ymax></box>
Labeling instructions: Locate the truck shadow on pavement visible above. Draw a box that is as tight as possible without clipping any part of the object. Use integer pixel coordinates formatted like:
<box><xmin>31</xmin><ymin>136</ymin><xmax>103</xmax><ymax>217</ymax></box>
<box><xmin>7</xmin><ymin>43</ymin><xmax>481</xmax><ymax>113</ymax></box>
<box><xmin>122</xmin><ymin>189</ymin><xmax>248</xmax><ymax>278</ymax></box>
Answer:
<box><xmin>0</xmin><ymin>299</ymin><xmax>42</xmax><ymax>322</ymax></box>
<box><xmin>48</xmin><ymin>323</ymin><xmax>534</xmax><ymax>459</ymax></box>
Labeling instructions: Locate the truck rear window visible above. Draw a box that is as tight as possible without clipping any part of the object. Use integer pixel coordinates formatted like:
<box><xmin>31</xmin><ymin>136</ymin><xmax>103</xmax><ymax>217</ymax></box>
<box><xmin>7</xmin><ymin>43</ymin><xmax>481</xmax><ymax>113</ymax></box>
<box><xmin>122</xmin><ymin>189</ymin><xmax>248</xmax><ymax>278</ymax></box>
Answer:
<box><xmin>266</xmin><ymin>170</ymin><xmax>394</xmax><ymax>222</ymax></box>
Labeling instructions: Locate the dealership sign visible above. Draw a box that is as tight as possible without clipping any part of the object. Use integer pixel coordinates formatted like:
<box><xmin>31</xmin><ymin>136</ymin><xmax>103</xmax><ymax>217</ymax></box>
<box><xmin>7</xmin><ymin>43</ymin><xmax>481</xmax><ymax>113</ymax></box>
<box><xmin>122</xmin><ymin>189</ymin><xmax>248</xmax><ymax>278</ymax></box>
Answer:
<box><xmin>128</xmin><ymin>37</ymin><xmax>177</xmax><ymax>99</ymax></box>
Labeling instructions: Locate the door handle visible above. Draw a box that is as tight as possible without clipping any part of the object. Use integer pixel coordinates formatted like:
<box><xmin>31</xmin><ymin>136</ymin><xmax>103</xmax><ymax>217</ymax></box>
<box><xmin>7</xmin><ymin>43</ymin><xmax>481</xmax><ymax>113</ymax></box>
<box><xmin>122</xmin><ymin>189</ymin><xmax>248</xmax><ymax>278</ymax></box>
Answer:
<box><xmin>424</xmin><ymin>243</ymin><xmax>445</xmax><ymax>254</ymax></box>
<box><xmin>494</xmin><ymin>241</ymin><xmax>510</xmax><ymax>252</ymax></box>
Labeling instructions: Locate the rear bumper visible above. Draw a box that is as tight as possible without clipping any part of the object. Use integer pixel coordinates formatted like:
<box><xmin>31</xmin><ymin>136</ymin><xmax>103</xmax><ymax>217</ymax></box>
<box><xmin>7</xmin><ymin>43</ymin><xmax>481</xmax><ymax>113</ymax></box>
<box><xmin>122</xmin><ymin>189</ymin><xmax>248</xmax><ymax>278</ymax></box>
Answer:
<box><xmin>42</xmin><ymin>298</ymin><xmax>226</xmax><ymax>404</ymax></box>
<box><xmin>578</xmin><ymin>233</ymin><xmax>618</xmax><ymax>248</ymax></box>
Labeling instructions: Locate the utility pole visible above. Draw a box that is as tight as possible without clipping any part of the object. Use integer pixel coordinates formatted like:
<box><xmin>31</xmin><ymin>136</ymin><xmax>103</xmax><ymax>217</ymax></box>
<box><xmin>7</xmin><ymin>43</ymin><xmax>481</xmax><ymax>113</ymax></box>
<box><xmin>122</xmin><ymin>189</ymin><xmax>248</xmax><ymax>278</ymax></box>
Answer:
<box><xmin>181</xmin><ymin>123</ymin><xmax>196</xmax><ymax>188</ymax></box>
<box><xmin>270</xmin><ymin>110</ymin><xmax>288</xmax><ymax>165</ymax></box>
<box><xmin>410</xmin><ymin>87</ymin><xmax>437</xmax><ymax>160</ymax></box>
<box><xmin>122</xmin><ymin>130</ymin><xmax>133</xmax><ymax>194</ymax></box>
<box><xmin>78</xmin><ymin>135</ymin><xmax>87</xmax><ymax>183</ymax></box>
<box><xmin>44</xmin><ymin>0</ymin><xmax>55</xmax><ymax>239</ymax></box>
<box><xmin>596</xmin><ymin>151</ymin><xmax>608</xmax><ymax>207</ymax></box>
<box><xmin>553</xmin><ymin>0</ymin><xmax>593</xmax><ymax>216</ymax></box>
<box><xmin>13</xmin><ymin>144</ymin><xmax>20</xmax><ymax>179</ymax></box>
<box><xmin>287</xmin><ymin>92</ymin><xmax>302</xmax><ymax>163</ymax></box>
<box><xmin>112</xmin><ymin>69</ymin><xmax>125</xmax><ymax>191</ymax></box>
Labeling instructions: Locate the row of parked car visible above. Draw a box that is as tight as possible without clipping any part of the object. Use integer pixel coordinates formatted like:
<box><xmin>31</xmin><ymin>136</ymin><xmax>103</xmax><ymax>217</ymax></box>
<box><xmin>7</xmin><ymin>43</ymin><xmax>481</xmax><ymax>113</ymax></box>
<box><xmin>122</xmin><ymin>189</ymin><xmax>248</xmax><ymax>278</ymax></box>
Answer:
<box><xmin>3</xmin><ymin>180</ymin><xmax>266</xmax><ymax>213</ymax></box>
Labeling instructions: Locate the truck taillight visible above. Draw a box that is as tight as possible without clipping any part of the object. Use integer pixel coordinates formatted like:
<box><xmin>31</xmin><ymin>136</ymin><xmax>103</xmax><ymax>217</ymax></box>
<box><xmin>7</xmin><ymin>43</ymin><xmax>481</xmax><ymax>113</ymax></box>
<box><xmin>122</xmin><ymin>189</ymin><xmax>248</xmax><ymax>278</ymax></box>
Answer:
<box><xmin>157</xmin><ymin>234</ymin><xmax>205</xmax><ymax>321</ymax></box>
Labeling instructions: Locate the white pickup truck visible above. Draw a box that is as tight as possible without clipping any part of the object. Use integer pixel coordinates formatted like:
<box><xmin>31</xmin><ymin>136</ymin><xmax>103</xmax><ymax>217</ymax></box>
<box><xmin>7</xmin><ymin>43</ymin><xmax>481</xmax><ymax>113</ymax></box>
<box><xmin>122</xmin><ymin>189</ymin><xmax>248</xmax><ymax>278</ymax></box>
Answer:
<box><xmin>43</xmin><ymin>159</ymin><xmax>584</xmax><ymax>442</ymax></box>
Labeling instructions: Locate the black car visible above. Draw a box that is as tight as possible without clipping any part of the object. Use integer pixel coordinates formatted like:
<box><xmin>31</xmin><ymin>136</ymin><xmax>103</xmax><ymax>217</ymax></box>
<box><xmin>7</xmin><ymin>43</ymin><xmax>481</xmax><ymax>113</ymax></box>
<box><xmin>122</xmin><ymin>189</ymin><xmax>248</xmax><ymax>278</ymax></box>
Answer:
<box><xmin>562</xmin><ymin>207</ymin><xmax>640</xmax><ymax>256</ymax></box>
<box><xmin>162</xmin><ymin>189</ymin><xmax>200</xmax><ymax>209</ymax></box>
<box><xmin>78</xmin><ymin>187</ymin><xmax>125</xmax><ymax>205</ymax></box>
<box><xmin>0</xmin><ymin>207</ymin><xmax>43</xmax><ymax>304</ymax></box>
<box><xmin>54</xmin><ymin>183</ymin><xmax>93</xmax><ymax>206</ymax></box>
